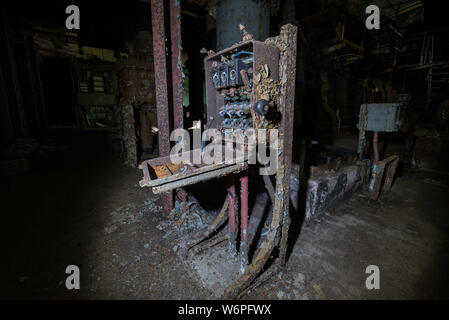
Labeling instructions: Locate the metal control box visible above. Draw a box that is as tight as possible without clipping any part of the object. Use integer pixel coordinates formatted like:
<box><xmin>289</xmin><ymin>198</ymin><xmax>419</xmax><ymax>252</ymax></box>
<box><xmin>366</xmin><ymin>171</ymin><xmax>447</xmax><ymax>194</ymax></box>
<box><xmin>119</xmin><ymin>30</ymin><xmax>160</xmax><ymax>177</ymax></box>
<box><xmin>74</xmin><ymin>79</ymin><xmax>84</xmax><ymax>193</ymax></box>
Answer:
<box><xmin>204</xmin><ymin>40</ymin><xmax>280</xmax><ymax>131</ymax></box>
<box><xmin>358</xmin><ymin>103</ymin><xmax>401</xmax><ymax>132</ymax></box>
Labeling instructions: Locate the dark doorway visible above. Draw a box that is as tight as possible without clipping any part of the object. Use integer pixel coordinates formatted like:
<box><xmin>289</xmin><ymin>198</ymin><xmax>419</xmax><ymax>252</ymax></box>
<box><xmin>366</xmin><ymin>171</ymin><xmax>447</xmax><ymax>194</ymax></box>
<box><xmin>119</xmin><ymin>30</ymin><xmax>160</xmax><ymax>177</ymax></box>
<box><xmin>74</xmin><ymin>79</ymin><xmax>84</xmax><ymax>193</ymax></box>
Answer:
<box><xmin>40</xmin><ymin>57</ymin><xmax>77</xmax><ymax>126</ymax></box>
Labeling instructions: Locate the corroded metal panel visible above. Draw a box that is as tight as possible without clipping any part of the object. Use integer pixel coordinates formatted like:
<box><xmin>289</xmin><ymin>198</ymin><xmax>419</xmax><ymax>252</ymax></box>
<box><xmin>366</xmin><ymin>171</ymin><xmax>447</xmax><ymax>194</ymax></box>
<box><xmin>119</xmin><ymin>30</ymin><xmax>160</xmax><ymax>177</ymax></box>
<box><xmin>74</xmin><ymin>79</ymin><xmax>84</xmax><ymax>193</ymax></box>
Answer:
<box><xmin>306</xmin><ymin>160</ymin><xmax>371</xmax><ymax>219</ymax></box>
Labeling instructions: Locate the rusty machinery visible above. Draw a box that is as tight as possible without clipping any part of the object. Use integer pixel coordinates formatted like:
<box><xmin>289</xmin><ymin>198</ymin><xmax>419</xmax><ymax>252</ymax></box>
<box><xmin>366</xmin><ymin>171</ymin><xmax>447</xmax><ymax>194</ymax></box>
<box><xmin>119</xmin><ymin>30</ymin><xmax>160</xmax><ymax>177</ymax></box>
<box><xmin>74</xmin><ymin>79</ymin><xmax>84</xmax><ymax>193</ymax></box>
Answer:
<box><xmin>357</xmin><ymin>103</ymin><xmax>401</xmax><ymax>200</ymax></box>
<box><xmin>139</xmin><ymin>24</ymin><xmax>297</xmax><ymax>299</ymax></box>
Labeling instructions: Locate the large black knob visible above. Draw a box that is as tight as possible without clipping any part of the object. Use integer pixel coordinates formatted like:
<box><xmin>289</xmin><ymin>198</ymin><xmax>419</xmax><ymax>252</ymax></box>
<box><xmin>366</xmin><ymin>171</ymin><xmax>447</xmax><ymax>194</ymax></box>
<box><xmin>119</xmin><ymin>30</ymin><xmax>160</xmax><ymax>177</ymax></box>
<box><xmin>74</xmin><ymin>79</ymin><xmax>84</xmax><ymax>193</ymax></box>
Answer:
<box><xmin>253</xmin><ymin>99</ymin><xmax>270</xmax><ymax>116</ymax></box>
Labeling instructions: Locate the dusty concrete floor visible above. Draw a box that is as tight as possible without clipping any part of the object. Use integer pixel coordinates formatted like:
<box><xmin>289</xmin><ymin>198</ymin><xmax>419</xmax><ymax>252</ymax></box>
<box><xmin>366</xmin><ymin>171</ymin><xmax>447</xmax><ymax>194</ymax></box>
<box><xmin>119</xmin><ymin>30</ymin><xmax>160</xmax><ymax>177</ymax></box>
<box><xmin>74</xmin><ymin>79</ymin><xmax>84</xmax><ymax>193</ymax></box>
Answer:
<box><xmin>1</xmin><ymin>131</ymin><xmax>449</xmax><ymax>299</ymax></box>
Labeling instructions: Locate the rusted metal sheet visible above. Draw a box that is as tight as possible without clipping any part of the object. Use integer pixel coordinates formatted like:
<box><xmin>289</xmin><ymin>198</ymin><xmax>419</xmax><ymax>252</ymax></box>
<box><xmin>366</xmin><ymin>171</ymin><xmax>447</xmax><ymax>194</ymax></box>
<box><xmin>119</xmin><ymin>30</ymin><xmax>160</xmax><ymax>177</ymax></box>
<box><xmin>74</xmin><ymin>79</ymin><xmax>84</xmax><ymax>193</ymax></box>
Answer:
<box><xmin>306</xmin><ymin>159</ymin><xmax>371</xmax><ymax>219</ymax></box>
<box><xmin>369</xmin><ymin>155</ymin><xmax>399</xmax><ymax>200</ymax></box>
<box><xmin>383</xmin><ymin>157</ymin><xmax>399</xmax><ymax>192</ymax></box>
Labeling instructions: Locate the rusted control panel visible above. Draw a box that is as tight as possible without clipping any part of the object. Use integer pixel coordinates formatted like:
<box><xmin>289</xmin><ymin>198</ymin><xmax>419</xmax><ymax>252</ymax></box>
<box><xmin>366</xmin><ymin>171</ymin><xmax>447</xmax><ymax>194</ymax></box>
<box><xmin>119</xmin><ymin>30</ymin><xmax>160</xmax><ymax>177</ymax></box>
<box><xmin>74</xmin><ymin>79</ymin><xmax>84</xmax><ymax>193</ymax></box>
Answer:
<box><xmin>204</xmin><ymin>40</ymin><xmax>280</xmax><ymax>133</ymax></box>
<box><xmin>139</xmin><ymin>24</ymin><xmax>299</xmax><ymax>299</ymax></box>
<box><xmin>139</xmin><ymin>40</ymin><xmax>281</xmax><ymax>192</ymax></box>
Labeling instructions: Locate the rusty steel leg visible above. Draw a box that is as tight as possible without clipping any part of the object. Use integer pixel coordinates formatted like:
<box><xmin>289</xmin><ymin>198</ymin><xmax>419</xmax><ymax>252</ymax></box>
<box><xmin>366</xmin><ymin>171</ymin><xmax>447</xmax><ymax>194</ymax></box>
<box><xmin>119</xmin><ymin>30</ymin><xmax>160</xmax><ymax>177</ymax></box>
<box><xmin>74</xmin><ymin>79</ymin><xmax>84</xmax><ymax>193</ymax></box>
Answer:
<box><xmin>151</xmin><ymin>0</ymin><xmax>171</xmax><ymax>157</ymax></box>
<box><xmin>227</xmin><ymin>175</ymin><xmax>238</xmax><ymax>257</ymax></box>
<box><xmin>169</xmin><ymin>0</ymin><xmax>183</xmax><ymax>130</ymax></box>
<box><xmin>275</xmin><ymin>24</ymin><xmax>296</xmax><ymax>268</ymax></box>
<box><xmin>151</xmin><ymin>0</ymin><xmax>173</xmax><ymax>213</ymax></box>
<box><xmin>239</xmin><ymin>170</ymin><xmax>249</xmax><ymax>273</ymax></box>
<box><xmin>383</xmin><ymin>157</ymin><xmax>399</xmax><ymax>192</ymax></box>
<box><xmin>169</xmin><ymin>0</ymin><xmax>187</xmax><ymax>204</ymax></box>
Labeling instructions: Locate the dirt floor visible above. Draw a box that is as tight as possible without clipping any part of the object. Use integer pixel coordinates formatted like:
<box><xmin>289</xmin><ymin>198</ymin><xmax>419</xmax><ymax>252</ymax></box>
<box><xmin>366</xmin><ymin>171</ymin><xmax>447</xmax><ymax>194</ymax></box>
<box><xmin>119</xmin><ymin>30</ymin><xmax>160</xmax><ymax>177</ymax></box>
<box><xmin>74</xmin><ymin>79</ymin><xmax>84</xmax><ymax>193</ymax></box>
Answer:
<box><xmin>1</xmin><ymin>131</ymin><xmax>449</xmax><ymax>299</ymax></box>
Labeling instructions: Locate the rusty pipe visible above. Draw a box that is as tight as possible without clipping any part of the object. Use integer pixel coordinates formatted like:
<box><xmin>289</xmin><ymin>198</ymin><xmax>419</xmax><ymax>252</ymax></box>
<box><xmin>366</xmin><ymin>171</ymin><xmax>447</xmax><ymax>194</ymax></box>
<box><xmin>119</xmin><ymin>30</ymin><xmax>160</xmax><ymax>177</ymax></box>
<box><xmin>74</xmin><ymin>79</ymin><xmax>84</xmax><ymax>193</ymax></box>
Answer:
<box><xmin>151</xmin><ymin>0</ymin><xmax>173</xmax><ymax>213</ymax></box>
<box><xmin>227</xmin><ymin>175</ymin><xmax>238</xmax><ymax>256</ymax></box>
<box><xmin>239</xmin><ymin>170</ymin><xmax>249</xmax><ymax>273</ymax></box>
<box><xmin>373</xmin><ymin>131</ymin><xmax>379</xmax><ymax>164</ymax></box>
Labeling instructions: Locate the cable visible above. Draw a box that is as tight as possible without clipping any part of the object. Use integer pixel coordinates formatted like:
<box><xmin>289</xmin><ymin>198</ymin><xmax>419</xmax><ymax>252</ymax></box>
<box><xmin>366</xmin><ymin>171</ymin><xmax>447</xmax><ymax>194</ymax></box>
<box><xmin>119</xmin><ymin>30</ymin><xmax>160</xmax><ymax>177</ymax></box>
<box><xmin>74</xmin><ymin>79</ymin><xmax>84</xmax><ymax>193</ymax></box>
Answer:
<box><xmin>232</xmin><ymin>51</ymin><xmax>253</xmax><ymax>59</ymax></box>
